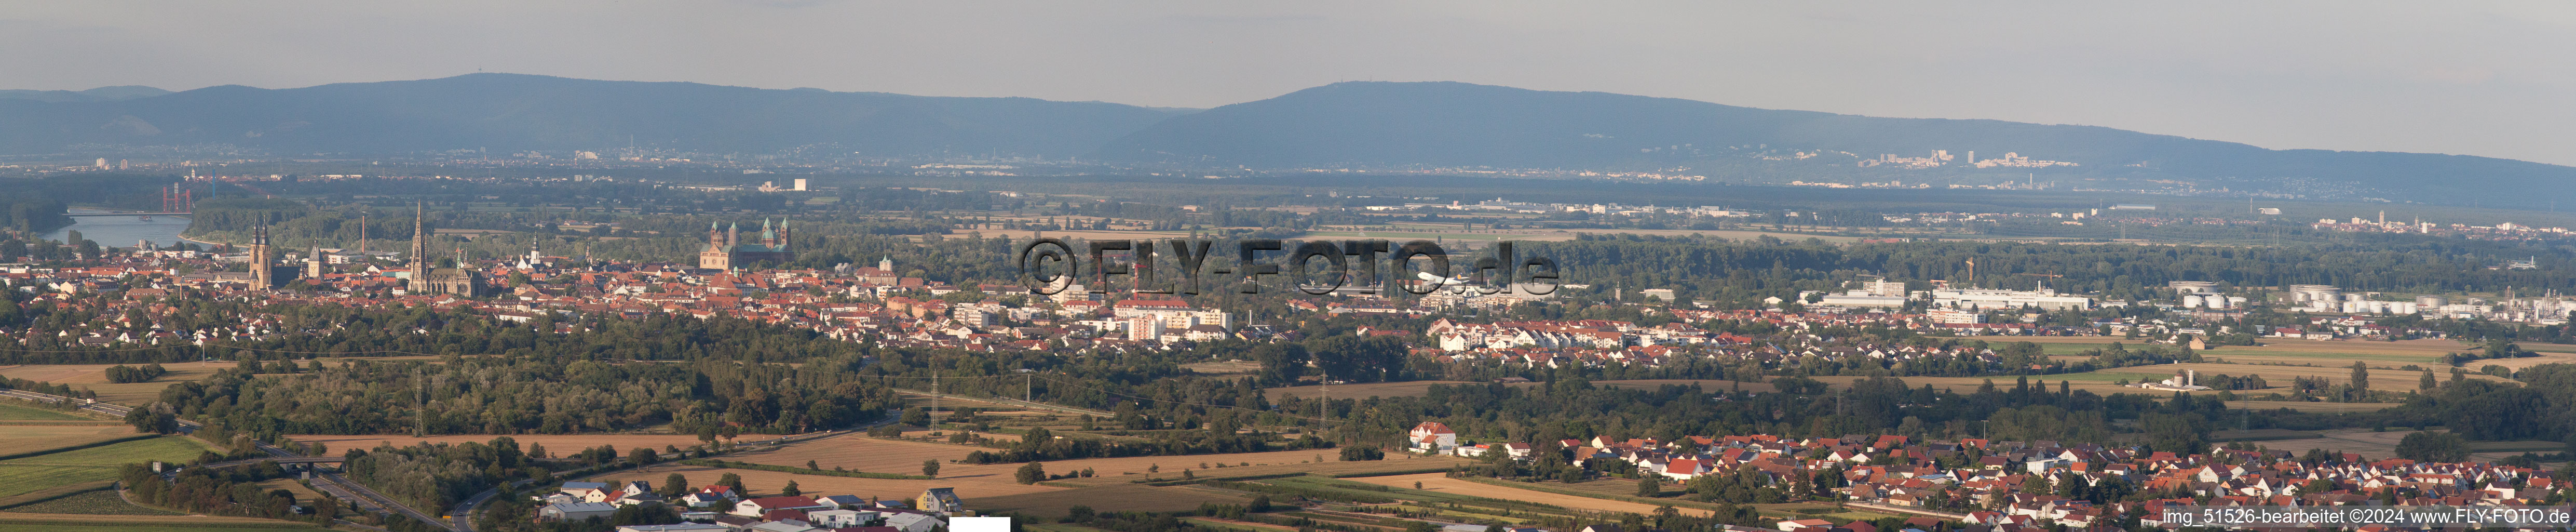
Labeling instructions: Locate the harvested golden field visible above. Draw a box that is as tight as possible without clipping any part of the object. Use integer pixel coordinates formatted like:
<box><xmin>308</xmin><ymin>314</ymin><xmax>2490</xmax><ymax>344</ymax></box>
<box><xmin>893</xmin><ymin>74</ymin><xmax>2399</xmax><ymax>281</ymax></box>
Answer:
<box><xmin>973</xmin><ymin>484</ymin><xmax>1252</xmax><ymax>518</ymax></box>
<box><xmin>1182</xmin><ymin>361</ymin><xmax>1262</xmax><ymax>375</ymax></box>
<box><xmin>283</xmin><ymin>433</ymin><xmax>727</xmax><ymax>454</ymax></box>
<box><xmin>0</xmin><ymin>362</ymin><xmax>228</xmax><ymax>405</ymax></box>
<box><xmin>2461</xmin><ymin>351</ymin><xmax>2576</xmax><ymax>371</ymax></box>
<box><xmin>1344</xmin><ymin>473</ymin><xmax>1712</xmax><ymax>517</ymax></box>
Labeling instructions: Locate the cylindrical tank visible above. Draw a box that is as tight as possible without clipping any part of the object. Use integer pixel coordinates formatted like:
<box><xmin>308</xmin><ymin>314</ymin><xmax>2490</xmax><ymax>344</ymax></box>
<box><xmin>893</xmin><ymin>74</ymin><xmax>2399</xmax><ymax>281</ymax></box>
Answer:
<box><xmin>2183</xmin><ymin>295</ymin><xmax>2206</xmax><ymax>308</ymax></box>
<box><xmin>2289</xmin><ymin>284</ymin><xmax>2340</xmax><ymax>303</ymax></box>
<box><xmin>2227</xmin><ymin>296</ymin><xmax>2250</xmax><ymax>308</ymax></box>
<box><xmin>2206</xmin><ymin>296</ymin><xmax>2228</xmax><ymax>310</ymax></box>
<box><xmin>2416</xmin><ymin>295</ymin><xmax>2448</xmax><ymax>307</ymax></box>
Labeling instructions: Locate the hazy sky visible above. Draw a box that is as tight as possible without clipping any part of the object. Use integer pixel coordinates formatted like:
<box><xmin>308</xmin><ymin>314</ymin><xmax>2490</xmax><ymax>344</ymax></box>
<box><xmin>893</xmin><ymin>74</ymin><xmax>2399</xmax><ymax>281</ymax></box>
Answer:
<box><xmin>8</xmin><ymin>1</ymin><xmax>2573</xmax><ymax>165</ymax></box>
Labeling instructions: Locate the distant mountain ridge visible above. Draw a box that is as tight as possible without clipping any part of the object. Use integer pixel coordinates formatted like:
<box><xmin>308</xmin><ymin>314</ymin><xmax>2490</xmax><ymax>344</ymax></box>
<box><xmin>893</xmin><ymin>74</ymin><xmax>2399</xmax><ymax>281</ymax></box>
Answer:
<box><xmin>1088</xmin><ymin>81</ymin><xmax>2576</xmax><ymax>203</ymax></box>
<box><xmin>2</xmin><ymin>75</ymin><xmax>2567</xmax><ymax>205</ymax></box>
<box><xmin>0</xmin><ymin>86</ymin><xmax>171</xmax><ymax>103</ymax></box>
<box><xmin>0</xmin><ymin>73</ymin><xmax>1183</xmax><ymax>157</ymax></box>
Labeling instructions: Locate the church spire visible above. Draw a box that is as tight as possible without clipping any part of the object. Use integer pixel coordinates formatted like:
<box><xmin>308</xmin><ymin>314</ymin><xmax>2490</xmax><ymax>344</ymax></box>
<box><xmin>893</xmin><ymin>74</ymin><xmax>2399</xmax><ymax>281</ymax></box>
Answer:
<box><xmin>409</xmin><ymin>202</ymin><xmax>430</xmax><ymax>268</ymax></box>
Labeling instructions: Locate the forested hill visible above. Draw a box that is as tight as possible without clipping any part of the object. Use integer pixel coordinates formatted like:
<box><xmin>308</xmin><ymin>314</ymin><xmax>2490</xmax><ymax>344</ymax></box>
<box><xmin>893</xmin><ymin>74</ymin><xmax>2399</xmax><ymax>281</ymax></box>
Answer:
<box><xmin>1088</xmin><ymin>81</ymin><xmax>2576</xmax><ymax>205</ymax></box>
<box><xmin>0</xmin><ymin>73</ymin><xmax>1186</xmax><ymax>157</ymax></box>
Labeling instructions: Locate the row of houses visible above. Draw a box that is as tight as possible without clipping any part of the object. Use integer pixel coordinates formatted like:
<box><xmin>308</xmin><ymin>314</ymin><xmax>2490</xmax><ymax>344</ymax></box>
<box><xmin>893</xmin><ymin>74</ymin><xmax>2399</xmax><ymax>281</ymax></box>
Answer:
<box><xmin>1408</xmin><ymin>422</ymin><xmax>2567</xmax><ymax>531</ymax></box>
<box><xmin>536</xmin><ymin>482</ymin><xmax>964</xmax><ymax>532</ymax></box>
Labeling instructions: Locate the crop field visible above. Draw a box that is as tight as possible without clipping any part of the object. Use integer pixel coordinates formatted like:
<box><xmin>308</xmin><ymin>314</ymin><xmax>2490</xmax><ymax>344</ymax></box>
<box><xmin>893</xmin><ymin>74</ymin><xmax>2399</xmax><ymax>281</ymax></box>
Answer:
<box><xmin>590</xmin><ymin>461</ymin><xmax>1062</xmax><ymax>503</ymax></box>
<box><xmin>0</xmin><ymin>436</ymin><xmax>213</xmax><ymax>498</ymax></box>
<box><xmin>1264</xmin><ymin>381</ymin><xmax>1479</xmax><ymax>400</ymax></box>
<box><xmin>0</xmin><ymin>363</ymin><xmax>231</xmax><ymax>405</ymax></box>
<box><xmin>1578</xmin><ymin>379</ymin><xmax>1780</xmax><ymax>394</ymax></box>
<box><xmin>0</xmin><ymin>425</ymin><xmax>148</xmax><ymax>457</ymax></box>
<box><xmin>0</xmin><ymin>488</ymin><xmax>179</xmax><ymax>515</ymax></box>
<box><xmin>1182</xmin><ymin>361</ymin><xmax>1262</xmax><ymax>375</ymax></box>
<box><xmin>2206</xmin><ymin>429</ymin><xmax>2324</xmax><ymax>442</ymax></box>
<box><xmin>0</xmin><ymin>513</ymin><xmax>322</xmax><ymax>531</ymax></box>
<box><xmin>971</xmin><ymin>483</ymin><xmax>1253</xmax><ymax>518</ymax></box>
<box><xmin>284</xmin><ymin>433</ymin><xmax>727</xmax><ymax>453</ymax></box>
<box><xmin>2074</xmin><ymin>362</ymin><xmax>2514</xmax><ymax>392</ymax></box>
<box><xmin>0</xmin><ymin>402</ymin><xmax>90</xmax><ymax>421</ymax></box>
<box><xmin>1272</xmin><ymin>379</ymin><xmax>1777</xmax><ymax>398</ymax></box>
<box><xmin>1814</xmin><ymin>375</ymin><xmax>2154</xmax><ymax>397</ymax></box>
<box><xmin>2227</xmin><ymin>401</ymin><xmax>2407</xmax><ymax>413</ymax></box>
<box><xmin>730</xmin><ymin>435</ymin><xmax>1382</xmax><ymax>484</ymax></box>
<box><xmin>2259</xmin><ymin>429</ymin><xmax>2559</xmax><ymax>462</ymax></box>
<box><xmin>1996</xmin><ymin>337</ymin><xmax>2479</xmax><ymax>364</ymax></box>
<box><xmin>1343</xmin><ymin>473</ymin><xmax>1713</xmax><ymax>517</ymax></box>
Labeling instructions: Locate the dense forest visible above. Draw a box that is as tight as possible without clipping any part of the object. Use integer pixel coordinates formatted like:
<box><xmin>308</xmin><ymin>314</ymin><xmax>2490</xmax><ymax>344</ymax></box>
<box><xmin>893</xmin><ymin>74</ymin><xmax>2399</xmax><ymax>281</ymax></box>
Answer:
<box><xmin>144</xmin><ymin>312</ymin><xmax>900</xmax><ymax>438</ymax></box>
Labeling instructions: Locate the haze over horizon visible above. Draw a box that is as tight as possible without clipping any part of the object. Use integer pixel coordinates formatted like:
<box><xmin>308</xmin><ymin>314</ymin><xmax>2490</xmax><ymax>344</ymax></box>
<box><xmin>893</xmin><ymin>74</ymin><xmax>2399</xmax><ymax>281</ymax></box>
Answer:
<box><xmin>8</xmin><ymin>2</ymin><xmax>2575</xmax><ymax>165</ymax></box>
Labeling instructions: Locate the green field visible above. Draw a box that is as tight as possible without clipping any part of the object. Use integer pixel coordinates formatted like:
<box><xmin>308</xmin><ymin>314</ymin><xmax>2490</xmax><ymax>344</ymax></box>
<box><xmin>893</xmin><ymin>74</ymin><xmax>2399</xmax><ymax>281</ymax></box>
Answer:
<box><xmin>2038</xmin><ymin>342</ymin><xmax>2117</xmax><ymax>355</ymax></box>
<box><xmin>0</xmin><ymin>403</ymin><xmax>88</xmax><ymax>421</ymax></box>
<box><xmin>0</xmin><ymin>524</ymin><xmax>321</xmax><ymax>532</ymax></box>
<box><xmin>0</xmin><ymin>489</ymin><xmax>179</xmax><ymax>515</ymax></box>
<box><xmin>2198</xmin><ymin>348</ymin><xmax>2443</xmax><ymax>363</ymax></box>
<box><xmin>0</xmin><ymin>437</ymin><xmax>214</xmax><ymax>498</ymax></box>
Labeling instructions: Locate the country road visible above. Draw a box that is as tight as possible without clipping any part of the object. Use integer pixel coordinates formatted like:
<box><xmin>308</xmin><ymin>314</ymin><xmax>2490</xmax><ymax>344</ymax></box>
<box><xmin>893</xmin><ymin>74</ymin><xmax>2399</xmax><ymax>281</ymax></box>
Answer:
<box><xmin>3</xmin><ymin>387</ymin><xmax>456</xmax><ymax>530</ymax></box>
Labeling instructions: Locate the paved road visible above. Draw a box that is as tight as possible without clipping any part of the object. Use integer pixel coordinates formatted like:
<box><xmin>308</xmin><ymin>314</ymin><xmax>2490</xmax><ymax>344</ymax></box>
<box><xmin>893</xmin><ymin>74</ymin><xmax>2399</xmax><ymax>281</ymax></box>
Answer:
<box><xmin>0</xmin><ymin>389</ymin><xmax>154</xmax><ymax>421</ymax></box>
<box><xmin>193</xmin><ymin>456</ymin><xmax>346</xmax><ymax>469</ymax></box>
<box><xmin>2</xmin><ymin>388</ymin><xmax>452</xmax><ymax>530</ymax></box>
<box><xmin>442</xmin><ymin>408</ymin><xmax>906</xmax><ymax>531</ymax></box>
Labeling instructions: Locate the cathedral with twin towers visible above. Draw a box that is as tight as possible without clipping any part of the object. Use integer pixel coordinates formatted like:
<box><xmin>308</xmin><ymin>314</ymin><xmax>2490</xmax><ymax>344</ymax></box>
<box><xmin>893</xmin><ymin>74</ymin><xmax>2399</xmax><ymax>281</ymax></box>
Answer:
<box><xmin>698</xmin><ymin>218</ymin><xmax>795</xmax><ymax>270</ymax></box>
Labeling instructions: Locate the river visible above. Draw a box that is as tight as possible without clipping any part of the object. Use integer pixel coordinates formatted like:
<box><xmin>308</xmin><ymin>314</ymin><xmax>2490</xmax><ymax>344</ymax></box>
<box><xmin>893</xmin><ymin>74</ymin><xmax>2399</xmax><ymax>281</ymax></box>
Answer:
<box><xmin>43</xmin><ymin>208</ymin><xmax>195</xmax><ymax>248</ymax></box>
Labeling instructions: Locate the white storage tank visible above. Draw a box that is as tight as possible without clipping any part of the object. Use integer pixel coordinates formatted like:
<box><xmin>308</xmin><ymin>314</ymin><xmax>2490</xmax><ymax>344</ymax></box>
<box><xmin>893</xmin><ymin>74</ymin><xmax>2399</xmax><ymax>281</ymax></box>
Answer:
<box><xmin>2183</xmin><ymin>295</ymin><xmax>2206</xmax><ymax>308</ymax></box>
<box><xmin>2227</xmin><ymin>296</ymin><xmax>2250</xmax><ymax>308</ymax></box>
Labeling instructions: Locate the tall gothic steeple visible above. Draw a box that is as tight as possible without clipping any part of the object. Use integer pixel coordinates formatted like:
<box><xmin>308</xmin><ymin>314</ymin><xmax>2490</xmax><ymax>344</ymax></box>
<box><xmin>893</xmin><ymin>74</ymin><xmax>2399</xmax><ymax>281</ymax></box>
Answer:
<box><xmin>409</xmin><ymin>203</ymin><xmax>430</xmax><ymax>270</ymax></box>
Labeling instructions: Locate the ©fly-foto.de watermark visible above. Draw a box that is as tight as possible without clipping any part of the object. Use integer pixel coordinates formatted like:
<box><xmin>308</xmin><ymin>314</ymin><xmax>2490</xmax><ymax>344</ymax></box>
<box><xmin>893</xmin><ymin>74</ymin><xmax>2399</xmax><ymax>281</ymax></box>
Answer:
<box><xmin>1013</xmin><ymin>237</ymin><xmax>1561</xmax><ymax>297</ymax></box>
<box><xmin>2155</xmin><ymin>504</ymin><xmax>2574</xmax><ymax>529</ymax></box>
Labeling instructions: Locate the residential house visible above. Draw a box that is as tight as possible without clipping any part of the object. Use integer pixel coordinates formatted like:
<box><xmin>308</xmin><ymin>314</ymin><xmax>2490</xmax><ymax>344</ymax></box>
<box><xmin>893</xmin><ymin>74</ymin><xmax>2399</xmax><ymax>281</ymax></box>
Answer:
<box><xmin>917</xmin><ymin>487</ymin><xmax>965</xmax><ymax>515</ymax></box>
<box><xmin>1410</xmin><ymin>422</ymin><xmax>1459</xmax><ymax>454</ymax></box>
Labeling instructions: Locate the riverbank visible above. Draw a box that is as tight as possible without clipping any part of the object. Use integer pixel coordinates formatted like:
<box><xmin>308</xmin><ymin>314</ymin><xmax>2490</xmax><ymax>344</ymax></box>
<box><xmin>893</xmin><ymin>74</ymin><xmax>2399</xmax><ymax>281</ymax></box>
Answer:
<box><xmin>43</xmin><ymin>209</ymin><xmax>192</xmax><ymax>249</ymax></box>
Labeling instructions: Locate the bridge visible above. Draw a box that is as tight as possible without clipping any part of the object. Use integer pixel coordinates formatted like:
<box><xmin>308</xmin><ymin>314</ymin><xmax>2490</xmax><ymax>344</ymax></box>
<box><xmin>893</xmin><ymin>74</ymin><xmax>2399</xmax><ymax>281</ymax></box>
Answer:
<box><xmin>62</xmin><ymin>183</ymin><xmax>197</xmax><ymax>217</ymax></box>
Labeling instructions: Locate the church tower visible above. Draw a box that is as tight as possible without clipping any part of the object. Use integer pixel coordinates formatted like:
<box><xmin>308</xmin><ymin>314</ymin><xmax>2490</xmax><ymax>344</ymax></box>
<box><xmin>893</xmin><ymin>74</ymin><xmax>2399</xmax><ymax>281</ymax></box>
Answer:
<box><xmin>305</xmin><ymin>244</ymin><xmax>326</xmax><ymax>278</ymax></box>
<box><xmin>408</xmin><ymin>204</ymin><xmax>434</xmax><ymax>294</ymax></box>
<box><xmin>697</xmin><ymin>220</ymin><xmax>733</xmax><ymax>270</ymax></box>
<box><xmin>248</xmin><ymin>223</ymin><xmax>274</xmax><ymax>290</ymax></box>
